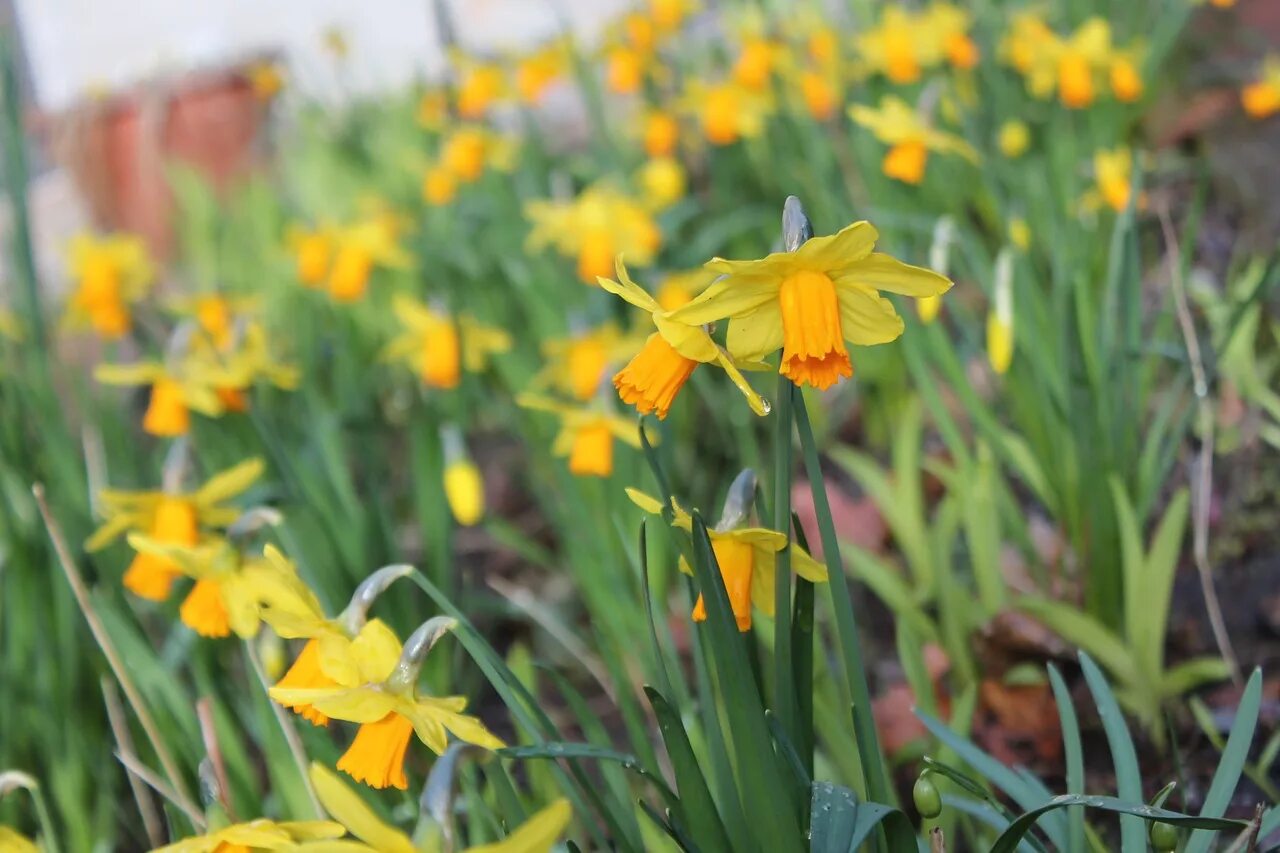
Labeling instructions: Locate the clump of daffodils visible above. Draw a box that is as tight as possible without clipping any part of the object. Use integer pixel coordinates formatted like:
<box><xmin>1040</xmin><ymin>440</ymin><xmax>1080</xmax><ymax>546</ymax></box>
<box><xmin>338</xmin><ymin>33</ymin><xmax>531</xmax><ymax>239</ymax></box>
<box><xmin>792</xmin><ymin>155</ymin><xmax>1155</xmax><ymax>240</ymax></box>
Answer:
<box><xmin>1000</xmin><ymin>13</ymin><xmax>1145</xmax><ymax>108</ymax></box>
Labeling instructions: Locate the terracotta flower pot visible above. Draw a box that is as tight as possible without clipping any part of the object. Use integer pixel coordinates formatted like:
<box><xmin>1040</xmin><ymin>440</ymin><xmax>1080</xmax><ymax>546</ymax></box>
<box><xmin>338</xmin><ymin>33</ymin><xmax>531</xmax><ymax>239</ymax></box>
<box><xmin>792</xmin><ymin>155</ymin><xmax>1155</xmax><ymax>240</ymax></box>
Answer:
<box><xmin>53</xmin><ymin>61</ymin><xmax>272</xmax><ymax>260</ymax></box>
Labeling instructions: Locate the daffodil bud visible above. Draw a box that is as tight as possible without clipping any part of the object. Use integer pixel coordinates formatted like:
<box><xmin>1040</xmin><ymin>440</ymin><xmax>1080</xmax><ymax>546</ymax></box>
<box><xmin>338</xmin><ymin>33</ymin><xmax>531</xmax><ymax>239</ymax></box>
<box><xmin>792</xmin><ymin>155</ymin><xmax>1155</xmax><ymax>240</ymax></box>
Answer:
<box><xmin>986</xmin><ymin>248</ymin><xmax>1015</xmax><ymax>375</ymax></box>
<box><xmin>716</xmin><ymin>469</ymin><xmax>757</xmax><ymax>533</ymax></box>
<box><xmin>258</xmin><ymin>630</ymin><xmax>286</xmax><ymax>681</ymax></box>
<box><xmin>920</xmin><ymin>218</ymin><xmax>955</xmax><ymax>324</ymax></box>
<box><xmin>441</xmin><ymin>425</ymin><xmax>484</xmax><ymax>526</ymax></box>
<box><xmin>782</xmin><ymin>196</ymin><xmax>813</xmax><ymax>252</ymax></box>
<box><xmin>385</xmin><ymin>616</ymin><xmax>458</xmax><ymax>694</ymax></box>
<box><xmin>339</xmin><ymin>563</ymin><xmax>414</xmax><ymax>635</ymax></box>
<box><xmin>913</xmin><ymin>774</ymin><xmax>942</xmax><ymax>819</ymax></box>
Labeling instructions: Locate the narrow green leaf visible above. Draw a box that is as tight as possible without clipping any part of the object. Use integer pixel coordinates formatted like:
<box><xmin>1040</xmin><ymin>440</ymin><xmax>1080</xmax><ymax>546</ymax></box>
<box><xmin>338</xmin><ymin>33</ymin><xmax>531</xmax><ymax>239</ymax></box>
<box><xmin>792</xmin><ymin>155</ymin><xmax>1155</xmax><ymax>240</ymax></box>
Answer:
<box><xmin>1078</xmin><ymin>652</ymin><xmax>1144</xmax><ymax>852</ymax></box>
<box><xmin>1046</xmin><ymin>665</ymin><xmax>1084</xmax><ymax>853</ymax></box>
<box><xmin>1185</xmin><ymin>668</ymin><xmax>1264</xmax><ymax>853</ymax></box>
<box><xmin>808</xmin><ymin>782</ymin><xmax>916</xmax><ymax>853</ymax></box>
<box><xmin>990</xmin><ymin>795</ymin><xmax>1244</xmax><ymax>853</ymax></box>
<box><xmin>644</xmin><ymin>686</ymin><xmax>735</xmax><ymax>853</ymax></box>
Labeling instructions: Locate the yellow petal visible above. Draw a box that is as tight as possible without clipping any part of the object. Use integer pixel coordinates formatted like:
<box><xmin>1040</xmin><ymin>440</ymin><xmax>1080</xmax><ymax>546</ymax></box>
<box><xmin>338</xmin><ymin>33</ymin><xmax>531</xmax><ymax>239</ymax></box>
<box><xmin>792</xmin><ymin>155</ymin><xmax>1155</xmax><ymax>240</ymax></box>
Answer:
<box><xmin>466</xmin><ymin>799</ymin><xmax>572</xmax><ymax>853</ymax></box>
<box><xmin>713</xmin><ymin>349</ymin><xmax>769</xmax><ymax>416</ymax></box>
<box><xmin>597</xmin><ymin>257</ymin><xmax>661</xmax><ymax>314</ymax></box>
<box><xmin>836</xmin><ymin>254</ymin><xmax>953</xmax><ymax>297</ymax></box>
<box><xmin>791</xmin><ymin>221</ymin><xmax>879</xmax><ymax>273</ymax></box>
<box><xmin>836</xmin><ymin>287</ymin><xmax>906</xmax><ymax>346</ymax></box>
<box><xmin>665</xmin><ymin>275</ymin><xmax>780</xmax><ymax>326</ymax></box>
<box><xmin>625</xmin><ymin>488</ymin><xmax>665</xmax><ymax>515</ymax></box>
<box><xmin>791</xmin><ymin>544</ymin><xmax>829</xmax><ymax>582</ymax></box>
<box><xmin>309</xmin><ymin>762</ymin><xmax>418</xmax><ymax>853</ymax></box>
<box><xmin>276</xmin><ymin>687</ymin><xmax>397</xmax><ymax>723</ymax></box>
<box><xmin>652</xmin><ymin>315</ymin><xmax>719</xmax><ymax>363</ymax></box>
<box><xmin>193</xmin><ymin>458</ymin><xmax>265</xmax><ymax>507</ymax></box>
<box><xmin>725</xmin><ymin>301</ymin><xmax>785</xmax><ymax>362</ymax></box>
<box><xmin>94</xmin><ymin>362</ymin><xmax>164</xmax><ymax>386</ymax></box>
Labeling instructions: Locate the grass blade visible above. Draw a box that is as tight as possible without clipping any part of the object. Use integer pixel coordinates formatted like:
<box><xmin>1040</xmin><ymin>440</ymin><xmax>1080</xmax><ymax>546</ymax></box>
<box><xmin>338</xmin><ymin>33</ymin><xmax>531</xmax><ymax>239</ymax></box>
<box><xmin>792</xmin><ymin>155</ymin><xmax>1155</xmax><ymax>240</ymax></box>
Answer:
<box><xmin>1078</xmin><ymin>652</ymin><xmax>1144</xmax><ymax>851</ymax></box>
<box><xmin>1185</xmin><ymin>668</ymin><xmax>1263</xmax><ymax>853</ymax></box>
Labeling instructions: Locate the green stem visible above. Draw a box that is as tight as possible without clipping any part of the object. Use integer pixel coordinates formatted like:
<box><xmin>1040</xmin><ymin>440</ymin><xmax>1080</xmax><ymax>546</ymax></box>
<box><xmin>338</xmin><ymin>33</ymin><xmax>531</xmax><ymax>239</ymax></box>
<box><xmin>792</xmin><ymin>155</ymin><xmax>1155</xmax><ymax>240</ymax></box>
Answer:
<box><xmin>29</xmin><ymin>783</ymin><xmax>61</xmax><ymax>853</ymax></box>
<box><xmin>772</xmin><ymin>372</ymin><xmax>797</xmax><ymax>750</ymax></box>
<box><xmin>0</xmin><ymin>31</ymin><xmax>44</xmax><ymax>356</ymax></box>
<box><xmin>794</xmin><ymin>398</ymin><xmax>899</xmax><ymax>834</ymax></box>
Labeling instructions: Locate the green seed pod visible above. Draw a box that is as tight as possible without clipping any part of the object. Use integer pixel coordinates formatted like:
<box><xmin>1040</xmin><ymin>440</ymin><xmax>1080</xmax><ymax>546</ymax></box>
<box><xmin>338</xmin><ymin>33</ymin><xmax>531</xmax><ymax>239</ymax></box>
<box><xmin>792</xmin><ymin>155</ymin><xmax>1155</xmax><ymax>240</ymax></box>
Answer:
<box><xmin>913</xmin><ymin>775</ymin><xmax>942</xmax><ymax>819</ymax></box>
<box><xmin>1149</xmin><ymin>820</ymin><xmax>1178</xmax><ymax>852</ymax></box>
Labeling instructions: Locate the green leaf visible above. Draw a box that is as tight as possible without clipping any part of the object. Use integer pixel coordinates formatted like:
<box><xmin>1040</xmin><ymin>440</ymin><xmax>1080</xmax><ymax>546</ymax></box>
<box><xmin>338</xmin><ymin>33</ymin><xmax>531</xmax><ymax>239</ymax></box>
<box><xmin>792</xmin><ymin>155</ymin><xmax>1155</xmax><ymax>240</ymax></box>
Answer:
<box><xmin>1015</xmin><ymin>597</ymin><xmax>1136</xmax><ymax>686</ymax></box>
<box><xmin>808</xmin><ymin>782</ymin><xmax>915</xmax><ymax>853</ymax></box>
<box><xmin>1078</xmin><ymin>652</ymin><xmax>1144</xmax><ymax>852</ymax></box>
<box><xmin>1185</xmin><ymin>668</ymin><xmax>1264</xmax><ymax>853</ymax></box>
<box><xmin>989</xmin><ymin>795</ymin><xmax>1245</xmax><ymax>853</ymax></box>
<box><xmin>1138</xmin><ymin>489</ymin><xmax>1190</xmax><ymax>678</ymax></box>
<box><xmin>688</xmin><ymin>515</ymin><xmax>802</xmax><ymax>852</ymax></box>
<box><xmin>844</xmin><ymin>547</ymin><xmax>937</xmax><ymax>642</ymax></box>
<box><xmin>1047</xmin><ymin>665</ymin><xmax>1084</xmax><ymax>853</ymax></box>
<box><xmin>1158</xmin><ymin>657</ymin><xmax>1232</xmax><ymax>700</ymax></box>
<box><xmin>644</xmin><ymin>686</ymin><xmax>735</xmax><ymax>853</ymax></box>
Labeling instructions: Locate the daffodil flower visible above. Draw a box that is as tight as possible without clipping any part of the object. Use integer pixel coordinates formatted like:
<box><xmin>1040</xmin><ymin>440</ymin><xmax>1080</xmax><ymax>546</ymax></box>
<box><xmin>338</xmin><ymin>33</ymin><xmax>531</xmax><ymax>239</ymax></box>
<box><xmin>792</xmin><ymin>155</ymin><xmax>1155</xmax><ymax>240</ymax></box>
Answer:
<box><xmin>525</xmin><ymin>185</ymin><xmax>662</xmax><ymax>283</ymax></box>
<box><xmin>855</xmin><ymin>7</ymin><xmax>931</xmax><ymax>83</ymax></box>
<box><xmin>258</xmin><ymin>552</ymin><xmax>412</xmax><ymax>726</ymax></box>
<box><xmin>926</xmin><ymin>3</ymin><xmax>980</xmax><ymax>70</ymax></box>
<box><xmin>127</xmin><ymin>536</ymin><xmax>311</xmax><ymax>639</ymax></box>
<box><xmin>305</xmin><ymin>763</ymin><xmax>571</xmax><ymax>853</ymax></box>
<box><xmin>153</xmin><ymin>818</ymin><xmax>344</xmax><ymax>852</ymax></box>
<box><xmin>516</xmin><ymin>393</ymin><xmax>644</xmax><ymax>477</ymax></box>
<box><xmin>454</xmin><ymin>60</ymin><xmax>507</xmax><ymax>119</ymax></box>
<box><xmin>62</xmin><ymin>232</ymin><xmax>153</xmax><ymax>339</ymax></box>
<box><xmin>599</xmin><ymin>258</ymin><xmax>768</xmax><ymax>419</ymax></box>
<box><xmin>533</xmin><ymin>323</ymin><xmax>635</xmax><ymax>402</ymax></box>
<box><xmin>86</xmin><ymin>458</ymin><xmax>264</xmax><ymax>601</ymax></box>
<box><xmin>627</xmin><ymin>476</ymin><xmax>827</xmax><ymax>631</ymax></box>
<box><xmin>679</xmin><ymin>80</ymin><xmax>771</xmax><ymax>147</ymax></box>
<box><xmin>441</xmin><ymin>426</ymin><xmax>485</xmax><ymax>526</ymax></box>
<box><xmin>383</xmin><ymin>295</ymin><xmax>511</xmax><ymax>390</ymax></box>
<box><xmin>511</xmin><ymin>42</ymin><xmax>567</xmax><ymax>105</ymax></box>
<box><xmin>999</xmin><ymin>10</ymin><xmax>1059</xmax><ymax>99</ymax></box>
<box><xmin>1054</xmin><ymin>18</ymin><xmax>1112</xmax><ymax>109</ymax></box>
<box><xmin>1082</xmin><ymin>147</ymin><xmax>1145</xmax><ymax>214</ymax></box>
<box><xmin>1242</xmin><ymin>55</ymin><xmax>1280</xmax><ymax>119</ymax></box>
<box><xmin>95</xmin><ymin>351</ymin><xmax>241</xmax><ymax>437</ymax></box>
<box><xmin>986</xmin><ymin>249</ymin><xmax>1016</xmax><ymax>376</ymax></box>
<box><xmin>666</xmin><ymin>203</ymin><xmax>952</xmax><ymax>390</ymax></box>
<box><xmin>326</xmin><ymin>220</ymin><xmax>413</xmax><ymax>303</ymax></box>
<box><xmin>288</xmin><ymin>224</ymin><xmax>335</xmax><ymax>287</ymax></box>
<box><xmin>848</xmin><ymin>96</ymin><xmax>979</xmax><ymax>185</ymax></box>
<box><xmin>271</xmin><ymin>619</ymin><xmax>505</xmax><ymax>790</ymax></box>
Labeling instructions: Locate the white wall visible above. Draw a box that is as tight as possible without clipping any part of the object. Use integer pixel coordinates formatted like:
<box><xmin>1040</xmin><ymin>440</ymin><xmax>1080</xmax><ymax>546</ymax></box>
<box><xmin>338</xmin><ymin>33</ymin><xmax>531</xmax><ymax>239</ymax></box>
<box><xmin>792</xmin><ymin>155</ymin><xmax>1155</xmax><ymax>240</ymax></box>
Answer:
<box><xmin>14</xmin><ymin>0</ymin><xmax>632</xmax><ymax>111</ymax></box>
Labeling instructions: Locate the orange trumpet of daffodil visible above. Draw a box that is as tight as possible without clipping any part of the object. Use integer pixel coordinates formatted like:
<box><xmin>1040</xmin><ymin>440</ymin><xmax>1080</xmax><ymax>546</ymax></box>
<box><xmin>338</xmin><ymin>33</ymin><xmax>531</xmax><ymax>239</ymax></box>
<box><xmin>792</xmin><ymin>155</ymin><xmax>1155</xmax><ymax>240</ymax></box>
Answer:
<box><xmin>599</xmin><ymin>258</ymin><xmax>768</xmax><ymax>419</ymax></box>
<box><xmin>516</xmin><ymin>393</ymin><xmax>645</xmax><ymax>477</ymax></box>
<box><xmin>383</xmin><ymin>295</ymin><xmax>511</xmax><ymax>390</ymax></box>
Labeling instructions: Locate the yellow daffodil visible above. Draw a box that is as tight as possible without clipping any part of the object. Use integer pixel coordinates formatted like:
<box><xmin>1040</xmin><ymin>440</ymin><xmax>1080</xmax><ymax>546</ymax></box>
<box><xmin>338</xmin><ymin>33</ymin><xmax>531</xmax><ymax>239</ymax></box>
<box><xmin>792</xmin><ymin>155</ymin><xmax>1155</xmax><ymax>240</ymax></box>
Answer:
<box><xmin>1054</xmin><ymin>18</ymin><xmax>1112</xmax><ymax>109</ymax></box>
<box><xmin>986</xmin><ymin>248</ymin><xmax>1015</xmax><ymax>375</ymax></box>
<box><xmin>534</xmin><ymin>323</ymin><xmax>634</xmax><ymax>401</ymax></box>
<box><xmin>517</xmin><ymin>394</ymin><xmax>644</xmax><ymax>477</ymax></box>
<box><xmin>153</xmin><ymin>818</ymin><xmax>344</xmax><ymax>852</ymax></box>
<box><xmin>437</xmin><ymin>126</ymin><xmax>515</xmax><ymax>186</ymax></box>
<box><xmin>926</xmin><ymin>3</ymin><xmax>980</xmax><ymax>71</ymax></box>
<box><xmin>525</xmin><ymin>185</ymin><xmax>661</xmax><ymax>283</ymax></box>
<box><xmin>856</xmin><ymin>7</ymin><xmax>933</xmax><ymax>83</ymax></box>
<box><xmin>327</xmin><ymin>219</ymin><xmax>412</xmax><ymax>303</ymax></box>
<box><xmin>733</xmin><ymin>37</ymin><xmax>782</xmax><ymax>91</ymax></box>
<box><xmin>513</xmin><ymin>42</ymin><xmax>566</xmax><ymax>104</ymax></box>
<box><xmin>997</xmin><ymin>119</ymin><xmax>1031</xmax><ymax>159</ymax></box>
<box><xmin>795</xmin><ymin>68</ymin><xmax>840</xmax><ymax>122</ymax></box>
<box><xmin>261</xmin><ymin>555</ymin><xmax>410</xmax><ymax>726</ymax></box>
<box><xmin>455</xmin><ymin>62</ymin><xmax>506</xmax><ymax>119</ymax></box>
<box><xmin>127</xmin><ymin>535</ymin><xmax>311</xmax><ymax>639</ymax></box>
<box><xmin>600</xmin><ymin>259</ymin><xmax>767</xmax><ymax>419</ymax></box>
<box><xmin>667</xmin><ymin>201</ymin><xmax>952</xmax><ymax>390</ymax></box>
<box><xmin>1086</xmin><ymin>147</ymin><xmax>1144</xmax><ymax>213</ymax></box>
<box><xmin>1000</xmin><ymin>10</ymin><xmax>1059</xmax><ymax>98</ymax></box>
<box><xmin>605</xmin><ymin>46</ymin><xmax>646</xmax><ymax>95</ymax></box>
<box><xmin>637</xmin><ymin>157</ymin><xmax>686</xmax><ymax>209</ymax></box>
<box><xmin>272</xmin><ymin>618</ymin><xmax>504</xmax><ymax>790</ymax></box>
<box><xmin>641</xmin><ymin>110</ymin><xmax>680</xmax><ymax>158</ymax></box>
<box><xmin>848</xmin><ymin>96</ymin><xmax>979</xmax><ymax>185</ymax></box>
<box><xmin>1109</xmin><ymin>45</ymin><xmax>1145</xmax><ymax>102</ymax></box>
<box><xmin>680</xmin><ymin>80</ymin><xmax>771</xmax><ymax>147</ymax></box>
<box><xmin>1242</xmin><ymin>56</ymin><xmax>1280</xmax><ymax>119</ymax></box>
<box><xmin>64</xmin><ymin>233</ymin><xmax>153</xmax><ymax>339</ymax></box>
<box><xmin>247</xmin><ymin>60</ymin><xmax>285</xmax><ymax>101</ymax></box>
<box><xmin>627</xmin><ymin>481</ymin><xmax>827</xmax><ymax>631</ymax></box>
<box><xmin>654</xmin><ymin>267</ymin><xmax>714</xmax><ymax>312</ymax></box>
<box><xmin>309</xmin><ymin>762</ymin><xmax>572</xmax><ymax>853</ymax></box>
<box><xmin>383</xmin><ymin>295</ymin><xmax>511</xmax><ymax>390</ymax></box>
<box><xmin>288</xmin><ymin>224</ymin><xmax>334</xmax><ymax>287</ymax></box>
<box><xmin>87</xmin><ymin>458</ymin><xmax>263</xmax><ymax>601</ymax></box>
